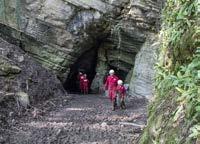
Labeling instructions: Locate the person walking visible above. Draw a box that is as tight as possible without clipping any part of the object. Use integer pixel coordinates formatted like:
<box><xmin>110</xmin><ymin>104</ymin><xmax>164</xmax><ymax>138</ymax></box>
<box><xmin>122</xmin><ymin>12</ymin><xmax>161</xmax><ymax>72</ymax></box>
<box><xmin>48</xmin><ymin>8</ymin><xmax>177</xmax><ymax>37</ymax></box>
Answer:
<box><xmin>116</xmin><ymin>80</ymin><xmax>126</xmax><ymax>109</ymax></box>
<box><xmin>104</xmin><ymin>69</ymin><xmax>119</xmax><ymax>111</ymax></box>
<box><xmin>78</xmin><ymin>72</ymin><xmax>85</xmax><ymax>93</ymax></box>
<box><xmin>83</xmin><ymin>74</ymin><xmax>89</xmax><ymax>94</ymax></box>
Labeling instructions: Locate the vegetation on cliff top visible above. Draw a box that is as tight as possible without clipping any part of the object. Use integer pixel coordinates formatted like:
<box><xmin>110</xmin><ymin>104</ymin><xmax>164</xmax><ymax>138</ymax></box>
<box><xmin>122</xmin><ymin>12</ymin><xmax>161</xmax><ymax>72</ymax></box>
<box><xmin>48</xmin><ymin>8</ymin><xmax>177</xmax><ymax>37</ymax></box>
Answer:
<box><xmin>140</xmin><ymin>0</ymin><xmax>199</xmax><ymax>143</ymax></box>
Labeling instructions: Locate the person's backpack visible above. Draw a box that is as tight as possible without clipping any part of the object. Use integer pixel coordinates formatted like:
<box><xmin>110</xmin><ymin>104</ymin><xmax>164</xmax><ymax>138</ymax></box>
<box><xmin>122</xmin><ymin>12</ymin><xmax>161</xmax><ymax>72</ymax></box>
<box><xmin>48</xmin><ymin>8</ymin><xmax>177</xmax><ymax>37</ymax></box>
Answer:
<box><xmin>124</xmin><ymin>84</ymin><xmax>129</xmax><ymax>91</ymax></box>
<box><xmin>123</xmin><ymin>84</ymin><xmax>130</xmax><ymax>98</ymax></box>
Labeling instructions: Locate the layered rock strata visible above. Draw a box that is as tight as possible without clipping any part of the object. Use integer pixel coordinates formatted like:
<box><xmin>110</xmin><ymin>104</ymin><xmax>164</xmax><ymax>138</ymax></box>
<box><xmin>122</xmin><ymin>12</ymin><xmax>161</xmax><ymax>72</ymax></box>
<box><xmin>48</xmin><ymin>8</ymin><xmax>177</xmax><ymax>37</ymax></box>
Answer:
<box><xmin>0</xmin><ymin>0</ymin><xmax>163</xmax><ymax>98</ymax></box>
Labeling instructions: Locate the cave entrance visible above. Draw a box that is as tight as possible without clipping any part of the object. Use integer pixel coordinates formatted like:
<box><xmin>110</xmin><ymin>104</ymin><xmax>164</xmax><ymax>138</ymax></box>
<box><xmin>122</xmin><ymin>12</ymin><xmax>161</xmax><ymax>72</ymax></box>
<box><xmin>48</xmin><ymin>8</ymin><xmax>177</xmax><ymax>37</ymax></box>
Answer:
<box><xmin>64</xmin><ymin>48</ymin><xmax>97</xmax><ymax>93</ymax></box>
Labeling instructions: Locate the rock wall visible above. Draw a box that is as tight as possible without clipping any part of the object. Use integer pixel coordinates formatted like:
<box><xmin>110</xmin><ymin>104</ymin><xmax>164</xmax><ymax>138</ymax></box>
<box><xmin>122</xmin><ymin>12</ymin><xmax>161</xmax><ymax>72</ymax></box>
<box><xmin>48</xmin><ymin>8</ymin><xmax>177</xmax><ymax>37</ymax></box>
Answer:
<box><xmin>129</xmin><ymin>33</ymin><xmax>159</xmax><ymax>98</ymax></box>
<box><xmin>0</xmin><ymin>0</ymin><xmax>116</xmax><ymax>79</ymax></box>
<box><xmin>93</xmin><ymin>0</ymin><xmax>162</xmax><ymax>98</ymax></box>
<box><xmin>0</xmin><ymin>0</ymin><xmax>163</xmax><ymax>98</ymax></box>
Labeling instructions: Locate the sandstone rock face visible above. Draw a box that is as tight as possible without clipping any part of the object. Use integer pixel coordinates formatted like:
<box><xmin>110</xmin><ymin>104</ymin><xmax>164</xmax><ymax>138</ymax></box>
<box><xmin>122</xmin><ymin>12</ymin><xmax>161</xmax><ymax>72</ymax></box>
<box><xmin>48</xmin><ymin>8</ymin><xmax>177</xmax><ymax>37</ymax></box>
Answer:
<box><xmin>0</xmin><ymin>0</ymin><xmax>115</xmax><ymax>79</ymax></box>
<box><xmin>0</xmin><ymin>0</ymin><xmax>164</xmax><ymax>98</ymax></box>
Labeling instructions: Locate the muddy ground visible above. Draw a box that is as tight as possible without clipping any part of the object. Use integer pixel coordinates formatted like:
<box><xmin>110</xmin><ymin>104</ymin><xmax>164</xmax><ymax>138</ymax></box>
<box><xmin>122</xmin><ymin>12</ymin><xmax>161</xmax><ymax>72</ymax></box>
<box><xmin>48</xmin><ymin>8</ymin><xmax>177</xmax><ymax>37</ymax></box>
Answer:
<box><xmin>1</xmin><ymin>94</ymin><xmax>147</xmax><ymax>144</ymax></box>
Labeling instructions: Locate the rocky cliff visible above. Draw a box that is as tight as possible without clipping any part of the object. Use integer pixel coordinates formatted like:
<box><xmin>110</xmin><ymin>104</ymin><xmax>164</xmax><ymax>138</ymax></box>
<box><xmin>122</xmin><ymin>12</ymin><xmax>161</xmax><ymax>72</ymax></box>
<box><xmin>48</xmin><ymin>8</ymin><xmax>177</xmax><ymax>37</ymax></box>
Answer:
<box><xmin>0</xmin><ymin>0</ymin><xmax>163</xmax><ymax>98</ymax></box>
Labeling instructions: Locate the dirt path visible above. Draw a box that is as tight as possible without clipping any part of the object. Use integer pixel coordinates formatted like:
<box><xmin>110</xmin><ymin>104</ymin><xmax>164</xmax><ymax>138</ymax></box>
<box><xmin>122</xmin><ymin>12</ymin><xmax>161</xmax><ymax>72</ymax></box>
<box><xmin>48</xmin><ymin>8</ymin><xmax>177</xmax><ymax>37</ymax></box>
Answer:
<box><xmin>5</xmin><ymin>94</ymin><xmax>147</xmax><ymax>144</ymax></box>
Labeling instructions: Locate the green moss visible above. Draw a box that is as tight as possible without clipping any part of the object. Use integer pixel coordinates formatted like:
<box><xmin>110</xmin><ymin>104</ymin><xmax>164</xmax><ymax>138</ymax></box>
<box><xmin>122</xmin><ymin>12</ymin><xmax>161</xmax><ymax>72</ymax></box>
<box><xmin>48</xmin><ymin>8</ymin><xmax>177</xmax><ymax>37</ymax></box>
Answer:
<box><xmin>140</xmin><ymin>0</ymin><xmax>199</xmax><ymax>143</ymax></box>
<box><xmin>140</xmin><ymin>129</ymin><xmax>150</xmax><ymax>144</ymax></box>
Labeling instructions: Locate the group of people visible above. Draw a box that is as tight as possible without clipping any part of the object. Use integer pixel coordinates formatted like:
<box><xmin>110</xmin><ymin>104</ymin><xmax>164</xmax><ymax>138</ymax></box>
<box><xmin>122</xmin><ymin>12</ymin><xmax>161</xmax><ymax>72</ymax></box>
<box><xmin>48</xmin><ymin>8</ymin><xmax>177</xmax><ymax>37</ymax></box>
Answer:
<box><xmin>105</xmin><ymin>69</ymin><xmax>126</xmax><ymax>111</ymax></box>
<box><xmin>77</xmin><ymin>72</ymin><xmax>90</xmax><ymax>94</ymax></box>
<box><xmin>77</xmin><ymin>69</ymin><xmax>126</xmax><ymax>111</ymax></box>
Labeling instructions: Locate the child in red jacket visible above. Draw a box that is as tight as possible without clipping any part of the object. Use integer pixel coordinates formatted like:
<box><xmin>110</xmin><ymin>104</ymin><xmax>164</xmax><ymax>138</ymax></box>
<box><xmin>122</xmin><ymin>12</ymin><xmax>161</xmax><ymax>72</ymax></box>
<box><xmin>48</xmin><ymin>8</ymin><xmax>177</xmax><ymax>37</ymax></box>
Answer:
<box><xmin>83</xmin><ymin>74</ymin><xmax>89</xmax><ymax>94</ymax></box>
<box><xmin>116</xmin><ymin>80</ymin><xmax>126</xmax><ymax>109</ymax></box>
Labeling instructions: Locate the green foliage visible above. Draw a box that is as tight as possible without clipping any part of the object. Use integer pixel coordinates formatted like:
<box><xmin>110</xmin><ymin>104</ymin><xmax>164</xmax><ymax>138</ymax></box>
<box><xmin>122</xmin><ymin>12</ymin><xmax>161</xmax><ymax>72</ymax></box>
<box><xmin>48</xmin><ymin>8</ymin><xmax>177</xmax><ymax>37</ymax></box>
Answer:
<box><xmin>160</xmin><ymin>0</ymin><xmax>199</xmax><ymax>68</ymax></box>
<box><xmin>189</xmin><ymin>125</ymin><xmax>200</xmax><ymax>138</ymax></box>
<box><xmin>172</xmin><ymin>49</ymin><xmax>200</xmax><ymax>139</ymax></box>
<box><xmin>154</xmin><ymin>0</ymin><xmax>200</xmax><ymax>142</ymax></box>
<box><xmin>141</xmin><ymin>0</ymin><xmax>200</xmax><ymax>143</ymax></box>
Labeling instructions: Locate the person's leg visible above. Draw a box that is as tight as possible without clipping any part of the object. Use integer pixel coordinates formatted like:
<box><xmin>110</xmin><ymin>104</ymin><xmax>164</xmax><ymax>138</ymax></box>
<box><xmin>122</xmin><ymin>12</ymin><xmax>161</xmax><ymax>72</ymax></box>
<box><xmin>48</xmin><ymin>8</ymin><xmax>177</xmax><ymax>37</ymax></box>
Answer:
<box><xmin>122</xmin><ymin>97</ymin><xmax>126</xmax><ymax>109</ymax></box>
<box><xmin>112</xmin><ymin>98</ymin><xmax>116</xmax><ymax>111</ymax></box>
<box><xmin>111</xmin><ymin>90</ymin><xmax>117</xmax><ymax>111</ymax></box>
<box><xmin>120</xmin><ymin>97</ymin><xmax>123</xmax><ymax>109</ymax></box>
<box><xmin>109</xmin><ymin>90</ymin><xmax>114</xmax><ymax>110</ymax></box>
<box><xmin>108</xmin><ymin>89</ymin><xmax>112</xmax><ymax>101</ymax></box>
<box><xmin>114</xmin><ymin>97</ymin><xmax>117</xmax><ymax>109</ymax></box>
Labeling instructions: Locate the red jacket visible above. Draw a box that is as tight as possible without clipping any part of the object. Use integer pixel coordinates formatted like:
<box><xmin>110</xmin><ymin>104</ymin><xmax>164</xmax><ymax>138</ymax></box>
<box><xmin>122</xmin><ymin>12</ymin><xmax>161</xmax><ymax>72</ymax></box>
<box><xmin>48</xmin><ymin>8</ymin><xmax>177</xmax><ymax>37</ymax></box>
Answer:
<box><xmin>83</xmin><ymin>79</ymin><xmax>89</xmax><ymax>87</ymax></box>
<box><xmin>80</xmin><ymin>76</ymin><xmax>85</xmax><ymax>82</ymax></box>
<box><xmin>116</xmin><ymin>85</ymin><xmax>126</xmax><ymax>98</ymax></box>
<box><xmin>105</xmin><ymin>75</ymin><xmax>119</xmax><ymax>90</ymax></box>
<box><xmin>79</xmin><ymin>75</ymin><xmax>85</xmax><ymax>89</ymax></box>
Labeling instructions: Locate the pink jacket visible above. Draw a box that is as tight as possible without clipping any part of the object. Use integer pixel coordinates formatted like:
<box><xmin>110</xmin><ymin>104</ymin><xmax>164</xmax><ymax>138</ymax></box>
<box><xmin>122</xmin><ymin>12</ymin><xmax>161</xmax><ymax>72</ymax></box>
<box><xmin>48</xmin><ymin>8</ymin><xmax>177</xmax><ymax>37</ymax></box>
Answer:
<box><xmin>105</xmin><ymin>75</ymin><xmax>119</xmax><ymax>90</ymax></box>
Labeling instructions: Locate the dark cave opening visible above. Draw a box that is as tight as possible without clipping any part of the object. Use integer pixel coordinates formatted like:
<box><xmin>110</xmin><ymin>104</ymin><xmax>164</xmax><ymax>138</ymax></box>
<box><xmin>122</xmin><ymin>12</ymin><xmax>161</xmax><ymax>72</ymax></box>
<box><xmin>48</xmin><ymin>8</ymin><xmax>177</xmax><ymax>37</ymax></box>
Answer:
<box><xmin>63</xmin><ymin>48</ymin><xmax>98</xmax><ymax>93</ymax></box>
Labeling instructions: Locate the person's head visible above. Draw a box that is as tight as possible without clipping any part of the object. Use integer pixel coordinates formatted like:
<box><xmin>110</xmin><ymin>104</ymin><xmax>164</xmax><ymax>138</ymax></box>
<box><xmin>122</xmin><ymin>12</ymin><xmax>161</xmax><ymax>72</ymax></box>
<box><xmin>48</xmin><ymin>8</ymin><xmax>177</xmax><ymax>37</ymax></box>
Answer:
<box><xmin>84</xmin><ymin>74</ymin><xmax>87</xmax><ymax>78</ymax></box>
<box><xmin>117</xmin><ymin>80</ymin><xmax>123</xmax><ymax>85</ymax></box>
<box><xmin>109</xmin><ymin>69</ymin><xmax>114</xmax><ymax>75</ymax></box>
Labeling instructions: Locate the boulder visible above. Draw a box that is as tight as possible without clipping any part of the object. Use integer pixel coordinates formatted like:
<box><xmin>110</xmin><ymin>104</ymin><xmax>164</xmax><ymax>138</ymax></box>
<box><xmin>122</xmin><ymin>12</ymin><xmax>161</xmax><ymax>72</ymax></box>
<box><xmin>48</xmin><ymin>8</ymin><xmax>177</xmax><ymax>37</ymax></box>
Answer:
<box><xmin>16</xmin><ymin>91</ymin><xmax>30</xmax><ymax>108</ymax></box>
<box><xmin>0</xmin><ymin>57</ymin><xmax>21</xmax><ymax>76</ymax></box>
